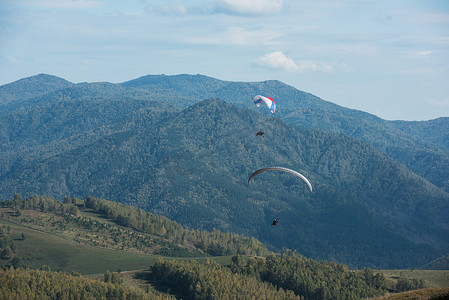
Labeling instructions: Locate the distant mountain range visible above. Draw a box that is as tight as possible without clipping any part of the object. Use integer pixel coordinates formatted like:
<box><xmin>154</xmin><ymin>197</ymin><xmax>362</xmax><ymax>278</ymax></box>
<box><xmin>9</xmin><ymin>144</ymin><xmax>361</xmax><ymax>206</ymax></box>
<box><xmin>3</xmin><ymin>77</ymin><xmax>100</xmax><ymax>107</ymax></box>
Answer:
<box><xmin>0</xmin><ymin>74</ymin><xmax>448</xmax><ymax>269</ymax></box>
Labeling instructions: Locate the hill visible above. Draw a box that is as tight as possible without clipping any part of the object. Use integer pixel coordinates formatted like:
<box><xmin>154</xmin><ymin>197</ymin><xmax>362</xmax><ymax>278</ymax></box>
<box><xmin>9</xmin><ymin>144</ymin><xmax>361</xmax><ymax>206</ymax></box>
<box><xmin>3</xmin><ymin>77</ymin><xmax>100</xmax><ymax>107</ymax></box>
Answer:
<box><xmin>370</xmin><ymin>287</ymin><xmax>449</xmax><ymax>300</ymax></box>
<box><xmin>420</xmin><ymin>254</ymin><xmax>449</xmax><ymax>270</ymax></box>
<box><xmin>0</xmin><ymin>74</ymin><xmax>74</xmax><ymax>106</ymax></box>
<box><xmin>2</xmin><ymin>195</ymin><xmax>436</xmax><ymax>300</ymax></box>
<box><xmin>0</xmin><ymin>196</ymin><xmax>396</xmax><ymax>299</ymax></box>
<box><xmin>0</xmin><ymin>195</ymin><xmax>268</xmax><ymax>273</ymax></box>
<box><xmin>0</xmin><ymin>91</ymin><xmax>447</xmax><ymax>268</ymax></box>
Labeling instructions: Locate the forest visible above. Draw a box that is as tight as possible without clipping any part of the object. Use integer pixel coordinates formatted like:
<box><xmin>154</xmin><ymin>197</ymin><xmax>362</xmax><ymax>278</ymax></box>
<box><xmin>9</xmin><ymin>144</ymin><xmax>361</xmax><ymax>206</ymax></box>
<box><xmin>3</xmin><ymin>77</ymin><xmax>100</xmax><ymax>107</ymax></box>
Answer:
<box><xmin>0</xmin><ymin>267</ymin><xmax>168</xmax><ymax>300</ymax></box>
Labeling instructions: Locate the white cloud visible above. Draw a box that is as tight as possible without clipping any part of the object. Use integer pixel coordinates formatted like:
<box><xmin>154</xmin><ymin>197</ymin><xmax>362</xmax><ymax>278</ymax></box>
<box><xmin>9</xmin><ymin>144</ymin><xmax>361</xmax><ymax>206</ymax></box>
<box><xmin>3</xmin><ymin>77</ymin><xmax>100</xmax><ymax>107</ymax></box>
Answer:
<box><xmin>295</xmin><ymin>60</ymin><xmax>334</xmax><ymax>73</ymax></box>
<box><xmin>254</xmin><ymin>51</ymin><xmax>341</xmax><ymax>73</ymax></box>
<box><xmin>254</xmin><ymin>51</ymin><xmax>299</xmax><ymax>71</ymax></box>
<box><xmin>2</xmin><ymin>0</ymin><xmax>104</xmax><ymax>9</ymax></box>
<box><xmin>187</xmin><ymin>27</ymin><xmax>282</xmax><ymax>46</ymax></box>
<box><xmin>415</xmin><ymin>50</ymin><xmax>432</xmax><ymax>56</ymax></box>
<box><xmin>155</xmin><ymin>3</ymin><xmax>188</xmax><ymax>15</ymax></box>
<box><xmin>216</xmin><ymin>0</ymin><xmax>284</xmax><ymax>15</ymax></box>
<box><xmin>142</xmin><ymin>2</ymin><xmax>209</xmax><ymax>15</ymax></box>
<box><xmin>141</xmin><ymin>0</ymin><xmax>284</xmax><ymax>16</ymax></box>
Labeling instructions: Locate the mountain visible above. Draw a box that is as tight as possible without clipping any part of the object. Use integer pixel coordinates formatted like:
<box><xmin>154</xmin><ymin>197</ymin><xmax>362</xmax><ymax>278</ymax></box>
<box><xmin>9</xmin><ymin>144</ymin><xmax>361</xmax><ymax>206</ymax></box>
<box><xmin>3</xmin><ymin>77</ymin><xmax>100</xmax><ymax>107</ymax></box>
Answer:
<box><xmin>122</xmin><ymin>74</ymin><xmax>449</xmax><ymax>193</ymax></box>
<box><xmin>0</xmin><ymin>78</ymin><xmax>177</xmax><ymax>177</ymax></box>
<box><xmin>391</xmin><ymin>118</ymin><xmax>449</xmax><ymax>154</ymax></box>
<box><xmin>0</xmin><ymin>74</ymin><xmax>74</xmax><ymax>106</ymax></box>
<box><xmin>1</xmin><ymin>75</ymin><xmax>448</xmax><ymax>269</ymax></box>
<box><xmin>4</xmin><ymin>74</ymin><xmax>448</xmax><ymax>193</ymax></box>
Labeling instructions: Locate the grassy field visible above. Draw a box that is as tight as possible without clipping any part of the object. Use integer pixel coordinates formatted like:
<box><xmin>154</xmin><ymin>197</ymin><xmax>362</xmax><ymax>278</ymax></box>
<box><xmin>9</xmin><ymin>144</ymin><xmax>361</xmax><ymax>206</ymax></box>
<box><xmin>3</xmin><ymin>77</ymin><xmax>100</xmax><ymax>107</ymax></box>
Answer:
<box><xmin>2</xmin><ymin>214</ymin><xmax>448</xmax><ymax>283</ymax></box>
<box><xmin>0</xmin><ymin>217</ymin><xmax>233</xmax><ymax>275</ymax></box>
<box><xmin>1</xmin><ymin>217</ymin><xmax>160</xmax><ymax>274</ymax></box>
<box><xmin>381</xmin><ymin>269</ymin><xmax>449</xmax><ymax>288</ymax></box>
<box><xmin>370</xmin><ymin>287</ymin><xmax>449</xmax><ymax>300</ymax></box>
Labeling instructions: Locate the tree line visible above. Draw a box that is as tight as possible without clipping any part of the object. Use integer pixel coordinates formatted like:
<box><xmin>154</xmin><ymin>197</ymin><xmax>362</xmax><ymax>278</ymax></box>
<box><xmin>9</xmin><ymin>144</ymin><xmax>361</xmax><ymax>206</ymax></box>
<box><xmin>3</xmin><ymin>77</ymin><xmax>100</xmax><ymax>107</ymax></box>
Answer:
<box><xmin>1</xmin><ymin>194</ymin><xmax>270</xmax><ymax>257</ymax></box>
<box><xmin>0</xmin><ymin>267</ymin><xmax>171</xmax><ymax>300</ymax></box>
<box><xmin>84</xmin><ymin>195</ymin><xmax>270</xmax><ymax>256</ymax></box>
<box><xmin>150</xmin><ymin>250</ymin><xmax>426</xmax><ymax>300</ymax></box>
<box><xmin>229</xmin><ymin>250</ymin><xmax>387</xmax><ymax>299</ymax></box>
<box><xmin>151</xmin><ymin>258</ymin><xmax>300</xmax><ymax>299</ymax></box>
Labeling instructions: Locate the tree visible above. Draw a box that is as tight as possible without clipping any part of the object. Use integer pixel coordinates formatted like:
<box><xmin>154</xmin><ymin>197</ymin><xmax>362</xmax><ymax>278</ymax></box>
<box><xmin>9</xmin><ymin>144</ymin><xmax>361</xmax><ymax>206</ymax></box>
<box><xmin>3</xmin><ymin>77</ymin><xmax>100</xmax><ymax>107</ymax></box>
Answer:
<box><xmin>11</xmin><ymin>256</ymin><xmax>23</xmax><ymax>268</ymax></box>
<box><xmin>1</xmin><ymin>246</ymin><xmax>14</xmax><ymax>260</ymax></box>
<box><xmin>13</xmin><ymin>194</ymin><xmax>22</xmax><ymax>202</ymax></box>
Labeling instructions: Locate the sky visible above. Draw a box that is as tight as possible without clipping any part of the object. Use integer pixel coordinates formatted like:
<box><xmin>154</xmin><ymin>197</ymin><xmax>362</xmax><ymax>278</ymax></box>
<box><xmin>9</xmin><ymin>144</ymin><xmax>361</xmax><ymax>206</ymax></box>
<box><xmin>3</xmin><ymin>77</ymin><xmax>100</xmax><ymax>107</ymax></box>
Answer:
<box><xmin>1</xmin><ymin>0</ymin><xmax>448</xmax><ymax>120</ymax></box>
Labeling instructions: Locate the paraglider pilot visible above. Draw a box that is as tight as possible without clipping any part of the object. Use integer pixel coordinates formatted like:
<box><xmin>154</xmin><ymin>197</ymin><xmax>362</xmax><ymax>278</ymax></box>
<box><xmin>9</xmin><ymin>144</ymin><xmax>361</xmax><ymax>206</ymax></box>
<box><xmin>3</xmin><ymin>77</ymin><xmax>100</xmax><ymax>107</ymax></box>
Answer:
<box><xmin>256</xmin><ymin>131</ymin><xmax>265</xmax><ymax>137</ymax></box>
<box><xmin>271</xmin><ymin>218</ymin><xmax>279</xmax><ymax>226</ymax></box>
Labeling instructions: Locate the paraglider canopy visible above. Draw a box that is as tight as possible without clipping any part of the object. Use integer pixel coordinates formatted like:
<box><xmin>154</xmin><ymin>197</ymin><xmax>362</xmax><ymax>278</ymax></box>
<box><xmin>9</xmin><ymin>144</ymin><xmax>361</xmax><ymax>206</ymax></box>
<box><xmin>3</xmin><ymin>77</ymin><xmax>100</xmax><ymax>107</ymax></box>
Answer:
<box><xmin>248</xmin><ymin>167</ymin><xmax>313</xmax><ymax>192</ymax></box>
<box><xmin>254</xmin><ymin>95</ymin><xmax>276</xmax><ymax>113</ymax></box>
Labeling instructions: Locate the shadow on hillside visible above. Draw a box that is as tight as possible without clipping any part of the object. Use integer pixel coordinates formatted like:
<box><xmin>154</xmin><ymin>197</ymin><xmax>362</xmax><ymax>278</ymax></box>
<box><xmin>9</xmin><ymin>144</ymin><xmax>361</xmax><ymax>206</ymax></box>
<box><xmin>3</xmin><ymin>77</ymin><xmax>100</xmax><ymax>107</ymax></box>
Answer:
<box><xmin>135</xmin><ymin>270</ymin><xmax>190</xmax><ymax>299</ymax></box>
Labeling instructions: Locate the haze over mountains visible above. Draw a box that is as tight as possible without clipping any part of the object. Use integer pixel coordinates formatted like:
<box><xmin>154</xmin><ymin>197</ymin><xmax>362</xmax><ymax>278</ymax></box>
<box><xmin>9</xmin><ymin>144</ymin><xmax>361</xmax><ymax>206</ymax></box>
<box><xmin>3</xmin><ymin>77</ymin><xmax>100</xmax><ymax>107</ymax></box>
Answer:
<box><xmin>0</xmin><ymin>74</ymin><xmax>448</xmax><ymax>269</ymax></box>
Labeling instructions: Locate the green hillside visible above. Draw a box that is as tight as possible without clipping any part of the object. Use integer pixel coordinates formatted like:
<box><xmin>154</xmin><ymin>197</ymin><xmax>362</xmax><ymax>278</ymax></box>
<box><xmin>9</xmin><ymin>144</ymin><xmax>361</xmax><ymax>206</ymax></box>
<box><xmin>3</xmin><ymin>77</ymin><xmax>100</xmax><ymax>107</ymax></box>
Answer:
<box><xmin>0</xmin><ymin>217</ymin><xmax>162</xmax><ymax>274</ymax></box>
<box><xmin>420</xmin><ymin>254</ymin><xmax>449</xmax><ymax>270</ymax></box>
<box><xmin>371</xmin><ymin>288</ymin><xmax>449</xmax><ymax>300</ymax></box>
<box><xmin>392</xmin><ymin>118</ymin><xmax>449</xmax><ymax>154</ymax></box>
<box><xmin>0</xmin><ymin>195</ymin><xmax>268</xmax><ymax>272</ymax></box>
<box><xmin>2</xmin><ymin>195</ymin><xmax>440</xmax><ymax>300</ymax></box>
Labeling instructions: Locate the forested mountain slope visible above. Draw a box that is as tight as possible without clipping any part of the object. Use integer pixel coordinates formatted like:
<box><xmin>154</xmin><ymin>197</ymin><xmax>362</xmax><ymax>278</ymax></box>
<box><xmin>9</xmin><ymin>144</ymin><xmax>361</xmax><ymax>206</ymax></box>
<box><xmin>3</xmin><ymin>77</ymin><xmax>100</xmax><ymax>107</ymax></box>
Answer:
<box><xmin>3</xmin><ymin>74</ymin><xmax>448</xmax><ymax>192</ymax></box>
<box><xmin>1</xmin><ymin>89</ymin><xmax>447</xmax><ymax>268</ymax></box>
<box><xmin>0</xmin><ymin>82</ymin><xmax>177</xmax><ymax>177</ymax></box>
<box><xmin>391</xmin><ymin>118</ymin><xmax>449</xmax><ymax>153</ymax></box>
<box><xmin>0</xmin><ymin>74</ymin><xmax>74</xmax><ymax>105</ymax></box>
<box><xmin>122</xmin><ymin>74</ymin><xmax>449</xmax><ymax>192</ymax></box>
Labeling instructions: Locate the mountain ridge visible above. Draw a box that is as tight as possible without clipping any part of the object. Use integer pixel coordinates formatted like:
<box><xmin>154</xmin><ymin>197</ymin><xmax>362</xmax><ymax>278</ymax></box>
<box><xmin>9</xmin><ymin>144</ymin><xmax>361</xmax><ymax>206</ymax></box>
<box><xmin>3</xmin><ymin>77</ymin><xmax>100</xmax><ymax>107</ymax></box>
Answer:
<box><xmin>0</xmin><ymin>74</ymin><xmax>74</xmax><ymax>106</ymax></box>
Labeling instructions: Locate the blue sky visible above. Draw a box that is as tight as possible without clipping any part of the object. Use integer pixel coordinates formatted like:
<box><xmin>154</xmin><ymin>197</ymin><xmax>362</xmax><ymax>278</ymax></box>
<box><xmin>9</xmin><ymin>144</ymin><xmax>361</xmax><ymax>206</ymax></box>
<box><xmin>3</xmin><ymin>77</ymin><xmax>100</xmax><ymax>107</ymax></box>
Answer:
<box><xmin>1</xmin><ymin>0</ymin><xmax>448</xmax><ymax>120</ymax></box>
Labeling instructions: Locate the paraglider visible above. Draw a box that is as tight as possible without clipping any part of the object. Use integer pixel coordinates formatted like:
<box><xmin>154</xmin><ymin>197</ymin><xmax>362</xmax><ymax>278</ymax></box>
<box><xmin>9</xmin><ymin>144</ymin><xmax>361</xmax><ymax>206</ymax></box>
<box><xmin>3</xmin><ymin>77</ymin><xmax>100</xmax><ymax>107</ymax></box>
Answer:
<box><xmin>248</xmin><ymin>167</ymin><xmax>313</xmax><ymax>192</ymax></box>
<box><xmin>253</xmin><ymin>95</ymin><xmax>276</xmax><ymax>114</ymax></box>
